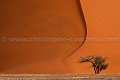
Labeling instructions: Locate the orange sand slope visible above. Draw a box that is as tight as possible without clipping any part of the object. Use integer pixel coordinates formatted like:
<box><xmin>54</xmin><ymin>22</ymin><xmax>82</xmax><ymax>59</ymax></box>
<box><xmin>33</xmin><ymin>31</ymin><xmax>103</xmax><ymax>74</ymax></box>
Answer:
<box><xmin>67</xmin><ymin>0</ymin><xmax>120</xmax><ymax>74</ymax></box>
<box><xmin>0</xmin><ymin>0</ymin><xmax>86</xmax><ymax>73</ymax></box>
<box><xmin>0</xmin><ymin>0</ymin><xmax>120</xmax><ymax>74</ymax></box>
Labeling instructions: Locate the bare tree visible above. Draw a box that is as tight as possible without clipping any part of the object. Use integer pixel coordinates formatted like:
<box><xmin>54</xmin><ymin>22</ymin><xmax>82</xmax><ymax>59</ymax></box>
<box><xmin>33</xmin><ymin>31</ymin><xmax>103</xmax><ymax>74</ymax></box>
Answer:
<box><xmin>79</xmin><ymin>55</ymin><xmax>109</xmax><ymax>74</ymax></box>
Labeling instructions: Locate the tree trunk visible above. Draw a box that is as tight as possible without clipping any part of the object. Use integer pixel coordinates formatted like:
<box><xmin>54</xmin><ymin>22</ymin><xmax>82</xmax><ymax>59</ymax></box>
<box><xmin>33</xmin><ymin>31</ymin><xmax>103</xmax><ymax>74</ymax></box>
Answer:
<box><xmin>94</xmin><ymin>67</ymin><xmax>97</xmax><ymax>74</ymax></box>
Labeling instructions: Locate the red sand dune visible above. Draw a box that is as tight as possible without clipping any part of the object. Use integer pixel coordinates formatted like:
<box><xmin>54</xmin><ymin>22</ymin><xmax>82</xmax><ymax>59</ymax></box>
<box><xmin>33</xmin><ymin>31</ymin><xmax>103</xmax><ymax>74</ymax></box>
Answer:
<box><xmin>0</xmin><ymin>0</ymin><xmax>120</xmax><ymax>74</ymax></box>
<box><xmin>0</xmin><ymin>0</ymin><xmax>86</xmax><ymax>73</ymax></box>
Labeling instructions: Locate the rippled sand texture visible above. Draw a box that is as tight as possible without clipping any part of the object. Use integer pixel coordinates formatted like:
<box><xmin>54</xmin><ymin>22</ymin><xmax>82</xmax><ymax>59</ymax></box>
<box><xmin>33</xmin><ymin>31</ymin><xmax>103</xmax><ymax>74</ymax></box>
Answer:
<box><xmin>0</xmin><ymin>74</ymin><xmax>120</xmax><ymax>80</ymax></box>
